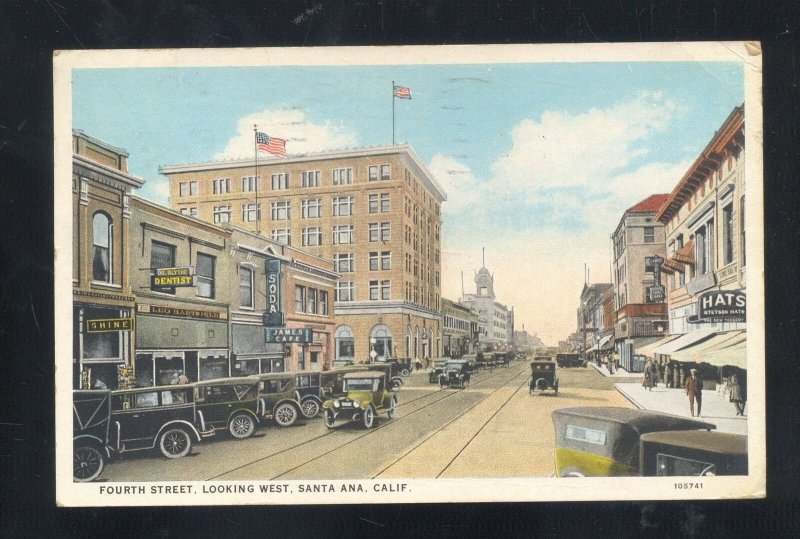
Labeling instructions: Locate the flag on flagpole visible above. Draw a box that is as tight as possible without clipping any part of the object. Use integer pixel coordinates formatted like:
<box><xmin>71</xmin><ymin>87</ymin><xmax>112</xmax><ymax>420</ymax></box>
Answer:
<box><xmin>255</xmin><ymin>132</ymin><xmax>287</xmax><ymax>157</ymax></box>
<box><xmin>393</xmin><ymin>85</ymin><xmax>411</xmax><ymax>99</ymax></box>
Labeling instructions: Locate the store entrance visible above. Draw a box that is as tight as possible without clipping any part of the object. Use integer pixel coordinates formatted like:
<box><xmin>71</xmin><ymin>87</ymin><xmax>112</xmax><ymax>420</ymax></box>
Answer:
<box><xmin>185</xmin><ymin>351</ymin><xmax>198</xmax><ymax>382</ymax></box>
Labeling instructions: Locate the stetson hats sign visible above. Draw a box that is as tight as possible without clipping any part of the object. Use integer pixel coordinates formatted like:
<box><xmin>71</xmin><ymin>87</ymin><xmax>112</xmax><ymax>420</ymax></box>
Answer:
<box><xmin>688</xmin><ymin>290</ymin><xmax>746</xmax><ymax>324</ymax></box>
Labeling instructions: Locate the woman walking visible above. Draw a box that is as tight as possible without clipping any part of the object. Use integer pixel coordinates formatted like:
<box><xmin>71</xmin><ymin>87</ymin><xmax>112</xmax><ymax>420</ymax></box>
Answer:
<box><xmin>730</xmin><ymin>372</ymin><xmax>747</xmax><ymax>416</ymax></box>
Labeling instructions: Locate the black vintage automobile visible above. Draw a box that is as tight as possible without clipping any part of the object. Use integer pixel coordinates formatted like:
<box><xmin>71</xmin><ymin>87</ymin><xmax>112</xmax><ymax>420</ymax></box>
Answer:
<box><xmin>428</xmin><ymin>359</ymin><xmax>448</xmax><ymax>383</ymax></box>
<box><xmin>73</xmin><ymin>390</ymin><xmax>112</xmax><ymax>482</ymax></box>
<box><xmin>556</xmin><ymin>353</ymin><xmax>587</xmax><ymax>368</ymax></box>
<box><xmin>475</xmin><ymin>351</ymin><xmax>496</xmax><ymax>370</ymax></box>
<box><xmin>439</xmin><ymin>359</ymin><xmax>471</xmax><ymax>389</ymax></box>
<box><xmin>294</xmin><ymin>370</ymin><xmax>335</xmax><ymax>418</ymax></box>
<box><xmin>256</xmin><ymin>373</ymin><xmax>304</xmax><ymax>427</ymax></box>
<box><xmin>370</xmin><ymin>356</ymin><xmax>412</xmax><ymax>378</ymax></box>
<box><xmin>529</xmin><ymin>357</ymin><xmax>559</xmax><ymax>395</ymax></box>
<box><xmin>640</xmin><ymin>430</ymin><xmax>748</xmax><ymax>476</ymax></box>
<box><xmin>193</xmin><ymin>376</ymin><xmax>261</xmax><ymax>439</ymax></box>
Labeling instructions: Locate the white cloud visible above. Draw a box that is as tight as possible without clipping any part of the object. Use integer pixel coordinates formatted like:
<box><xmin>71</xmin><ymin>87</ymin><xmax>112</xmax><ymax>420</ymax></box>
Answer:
<box><xmin>427</xmin><ymin>154</ymin><xmax>483</xmax><ymax>214</ymax></box>
<box><xmin>145</xmin><ymin>177</ymin><xmax>171</xmax><ymax>206</ymax></box>
<box><xmin>215</xmin><ymin>108</ymin><xmax>358</xmax><ymax>160</ymax></box>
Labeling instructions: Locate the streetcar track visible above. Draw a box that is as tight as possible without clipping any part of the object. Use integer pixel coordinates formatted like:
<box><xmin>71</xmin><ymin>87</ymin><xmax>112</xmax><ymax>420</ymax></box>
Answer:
<box><xmin>205</xmin><ymin>362</ymin><xmax>527</xmax><ymax>481</ymax></box>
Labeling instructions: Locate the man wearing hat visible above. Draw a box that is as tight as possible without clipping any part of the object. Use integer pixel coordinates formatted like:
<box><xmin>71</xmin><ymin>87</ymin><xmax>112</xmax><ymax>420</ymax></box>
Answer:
<box><xmin>685</xmin><ymin>368</ymin><xmax>704</xmax><ymax>417</ymax></box>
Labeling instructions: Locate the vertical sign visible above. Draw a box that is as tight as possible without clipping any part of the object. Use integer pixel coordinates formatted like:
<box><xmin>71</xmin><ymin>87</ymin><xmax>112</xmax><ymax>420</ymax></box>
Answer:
<box><xmin>646</xmin><ymin>255</ymin><xmax>665</xmax><ymax>303</ymax></box>
<box><xmin>264</xmin><ymin>259</ymin><xmax>284</xmax><ymax>326</ymax></box>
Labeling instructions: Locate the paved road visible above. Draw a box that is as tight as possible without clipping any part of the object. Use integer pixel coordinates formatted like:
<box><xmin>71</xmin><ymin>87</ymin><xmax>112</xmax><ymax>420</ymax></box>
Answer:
<box><xmin>99</xmin><ymin>362</ymin><xmax>632</xmax><ymax>482</ymax></box>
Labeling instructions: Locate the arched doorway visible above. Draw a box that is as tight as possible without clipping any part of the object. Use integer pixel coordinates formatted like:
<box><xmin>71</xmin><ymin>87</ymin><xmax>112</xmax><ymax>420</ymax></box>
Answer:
<box><xmin>370</xmin><ymin>324</ymin><xmax>393</xmax><ymax>360</ymax></box>
<box><xmin>335</xmin><ymin>325</ymin><xmax>354</xmax><ymax>363</ymax></box>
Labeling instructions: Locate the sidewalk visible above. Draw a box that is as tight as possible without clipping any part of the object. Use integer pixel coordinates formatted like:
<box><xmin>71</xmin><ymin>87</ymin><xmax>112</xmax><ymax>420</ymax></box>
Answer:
<box><xmin>614</xmin><ymin>382</ymin><xmax>748</xmax><ymax>435</ymax></box>
<box><xmin>589</xmin><ymin>361</ymin><xmax>639</xmax><ymax>378</ymax></box>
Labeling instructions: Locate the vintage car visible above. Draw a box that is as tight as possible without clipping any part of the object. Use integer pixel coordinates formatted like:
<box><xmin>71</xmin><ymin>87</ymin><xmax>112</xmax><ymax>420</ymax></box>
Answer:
<box><xmin>358</xmin><ymin>362</ymin><xmax>405</xmax><ymax>390</ymax></box>
<box><xmin>475</xmin><ymin>351</ymin><xmax>496</xmax><ymax>370</ymax></box>
<box><xmin>322</xmin><ymin>371</ymin><xmax>398</xmax><ymax>429</ymax></box>
<box><xmin>256</xmin><ymin>373</ymin><xmax>304</xmax><ymax>427</ymax></box>
<box><xmin>294</xmin><ymin>370</ymin><xmax>335</xmax><ymax>418</ymax></box>
<box><xmin>639</xmin><ymin>430</ymin><xmax>748</xmax><ymax>476</ymax></box>
<box><xmin>428</xmin><ymin>359</ymin><xmax>449</xmax><ymax>383</ymax></box>
<box><xmin>73</xmin><ymin>390</ymin><xmax>112</xmax><ymax>482</ymax></box>
<box><xmin>496</xmin><ymin>352</ymin><xmax>510</xmax><ymax>367</ymax></box>
<box><xmin>439</xmin><ymin>359</ymin><xmax>472</xmax><ymax>389</ymax></box>
<box><xmin>193</xmin><ymin>376</ymin><xmax>261</xmax><ymax>439</ymax></box>
<box><xmin>529</xmin><ymin>357</ymin><xmax>559</xmax><ymax>395</ymax></box>
<box><xmin>552</xmin><ymin>407</ymin><xmax>716</xmax><ymax>477</ymax></box>
<box><xmin>370</xmin><ymin>356</ymin><xmax>412</xmax><ymax>377</ymax></box>
<box><xmin>556</xmin><ymin>353</ymin><xmax>587</xmax><ymax>368</ymax></box>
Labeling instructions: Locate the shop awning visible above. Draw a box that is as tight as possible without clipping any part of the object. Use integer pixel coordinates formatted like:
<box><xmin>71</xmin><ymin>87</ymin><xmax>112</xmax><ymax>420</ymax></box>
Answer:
<box><xmin>697</xmin><ymin>341</ymin><xmax>747</xmax><ymax>369</ymax></box>
<box><xmin>636</xmin><ymin>334</ymin><xmax>682</xmax><ymax>358</ymax></box>
<box><xmin>673</xmin><ymin>240</ymin><xmax>695</xmax><ymax>265</ymax></box>
<box><xmin>651</xmin><ymin>328</ymin><xmax>717</xmax><ymax>356</ymax></box>
<box><xmin>670</xmin><ymin>331</ymin><xmax>745</xmax><ymax>363</ymax></box>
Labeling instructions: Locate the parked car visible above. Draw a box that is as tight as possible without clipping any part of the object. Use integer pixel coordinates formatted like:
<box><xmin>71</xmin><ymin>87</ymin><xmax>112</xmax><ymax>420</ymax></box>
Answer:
<box><xmin>428</xmin><ymin>359</ymin><xmax>449</xmax><ymax>383</ymax></box>
<box><xmin>551</xmin><ymin>407</ymin><xmax>716</xmax><ymax>477</ymax></box>
<box><xmin>294</xmin><ymin>370</ymin><xmax>329</xmax><ymax>418</ymax></box>
<box><xmin>193</xmin><ymin>376</ymin><xmax>261</xmax><ymax>439</ymax></box>
<box><xmin>73</xmin><ymin>390</ymin><xmax>112</xmax><ymax>482</ymax></box>
<box><xmin>556</xmin><ymin>353</ymin><xmax>587</xmax><ymax>368</ymax></box>
<box><xmin>529</xmin><ymin>357</ymin><xmax>559</xmax><ymax>395</ymax></box>
<box><xmin>322</xmin><ymin>371</ymin><xmax>398</xmax><ymax>429</ymax></box>
<box><xmin>256</xmin><ymin>373</ymin><xmax>304</xmax><ymax>427</ymax></box>
<box><xmin>362</xmin><ymin>362</ymin><xmax>405</xmax><ymax>390</ymax></box>
<box><xmin>639</xmin><ymin>430</ymin><xmax>748</xmax><ymax>476</ymax></box>
<box><xmin>439</xmin><ymin>359</ymin><xmax>472</xmax><ymax>389</ymax></box>
<box><xmin>370</xmin><ymin>357</ymin><xmax>412</xmax><ymax>377</ymax></box>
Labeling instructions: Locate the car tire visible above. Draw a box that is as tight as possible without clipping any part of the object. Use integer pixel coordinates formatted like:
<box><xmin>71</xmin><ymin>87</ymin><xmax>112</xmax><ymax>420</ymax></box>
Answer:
<box><xmin>324</xmin><ymin>409</ymin><xmax>336</xmax><ymax>429</ymax></box>
<box><xmin>560</xmin><ymin>467</ymin><xmax>585</xmax><ymax>478</ymax></box>
<box><xmin>400</xmin><ymin>368</ymin><xmax>410</xmax><ymax>377</ymax></box>
<box><xmin>301</xmin><ymin>399</ymin><xmax>320</xmax><ymax>418</ymax></box>
<box><xmin>274</xmin><ymin>403</ymin><xmax>299</xmax><ymax>427</ymax></box>
<box><xmin>387</xmin><ymin>396</ymin><xmax>397</xmax><ymax>418</ymax></box>
<box><xmin>73</xmin><ymin>444</ymin><xmax>105</xmax><ymax>482</ymax></box>
<box><xmin>463</xmin><ymin>378</ymin><xmax>470</xmax><ymax>388</ymax></box>
<box><xmin>159</xmin><ymin>427</ymin><xmax>192</xmax><ymax>459</ymax></box>
<box><xmin>362</xmin><ymin>405</ymin><xmax>375</xmax><ymax>428</ymax></box>
<box><xmin>228</xmin><ymin>413</ymin><xmax>256</xmax><ymax>439</ymax></box>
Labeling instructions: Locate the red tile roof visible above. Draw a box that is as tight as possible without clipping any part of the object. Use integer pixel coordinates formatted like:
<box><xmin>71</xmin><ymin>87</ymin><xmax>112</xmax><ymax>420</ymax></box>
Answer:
<box><xmin>627</xmin><ymin>193</ymin><xmax>670</xmax><ymax>214</ymax></box>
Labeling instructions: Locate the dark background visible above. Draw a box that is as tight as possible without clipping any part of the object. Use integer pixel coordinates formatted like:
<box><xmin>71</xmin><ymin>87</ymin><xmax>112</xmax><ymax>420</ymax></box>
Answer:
<box><xmin>1</xmin><ymin>1</ymin><xmax>798</xmax><ymax>537</ymax></box>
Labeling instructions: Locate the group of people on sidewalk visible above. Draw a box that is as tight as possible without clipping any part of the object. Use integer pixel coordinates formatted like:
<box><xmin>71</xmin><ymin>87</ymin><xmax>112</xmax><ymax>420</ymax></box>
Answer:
<box><xmin>641</xmin><ymin>359</ymin><xmax>746</xmax><ymax>417</ymax></box>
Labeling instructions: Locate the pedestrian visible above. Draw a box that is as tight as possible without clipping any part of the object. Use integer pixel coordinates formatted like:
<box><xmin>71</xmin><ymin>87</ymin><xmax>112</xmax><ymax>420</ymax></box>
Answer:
<box><xmin>414</xmin><ymin>357</ymin><xmax>422</xmax><ymax>372</ymax></box>
<box><xmin>170</xmin><ymin>371</ymin><xmax>180</xmax><ymax>385</ymax></box>
<box><xmin>685</xmin><ymin>368</ymin><xmax>704</xmax><ymax>417</ymax></box>
<box><xmin>177</xmin><ymin>370</ymin><xmax>189</xmax><ymax>384</ymax></box>
<box><xmin>729</xmin><ymin>372</ymin><xmax>746</xmax><ymax>416</ymax></box>
<box><xmin>642</xmin><ymin>360</ymin><xmax>655</xmax><ymax>391</ymax></box>
<box><xmin>665</xmin><ymin>366</ymin><xmax>673</xmax><ymax>389</ymax></box>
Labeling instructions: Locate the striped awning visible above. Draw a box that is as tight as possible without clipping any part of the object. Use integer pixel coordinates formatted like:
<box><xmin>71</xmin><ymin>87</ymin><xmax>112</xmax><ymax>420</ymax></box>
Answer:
<box><xmin>672</xmin><ymin>240</ymin><xmax>695</xmax><ymax>265</ymax></box>
<box><xmin>670</xmin><ymin>330</ymin><xmax>745</xmax><ymax>363</ymax></box>
<box><xmin>660</xmin><ymin>258</ymin><xmax>684</xmax><ymax>274</ymax></box>
<box><xmin>695</xmin><ymin>340</ymin><xmax>747</xmax><ymax>369</ymax></box>
<box><xmin>636</xmin><ymin>334</ymin><xmax>681</xmax><ymax>358</ymax></box>
<box><xmin>651</xmin><ymin>328</ymin><xmax>717</xmax><ymax>356</ymax></box>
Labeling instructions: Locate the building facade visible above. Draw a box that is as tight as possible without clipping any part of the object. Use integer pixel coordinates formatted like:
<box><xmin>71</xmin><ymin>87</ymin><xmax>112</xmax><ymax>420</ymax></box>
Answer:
<box><xmin>72</xmin><ymin>130</ymin><xmax>143</xmax><ymax>389</ymax></box>
<box><xmin>611</xmin><ymin>194</ymin><xmax>670</xmax><ymax>369</ymax></box>
<box><xmin>441</xmin><ymin>298</ymin><xmax>480</xmax><ymax>358</ymax></box>
<box><xmin>576</xmin><ymin>283</ymin><xmax>614</xmax><ymax>357</ymax></box>
<box><xmin>461</xmin><ymin>264</ymin><xmax>512</xmax><ymax>350</ymax></box>
<box><xmin>161</xmin><ymin>144</ymin><xmax>446</xmax><ymax>363</ymax></box>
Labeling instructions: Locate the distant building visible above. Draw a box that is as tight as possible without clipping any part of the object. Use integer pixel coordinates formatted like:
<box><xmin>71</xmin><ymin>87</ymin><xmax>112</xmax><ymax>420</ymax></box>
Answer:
<box><xmin>461</xmin><ymin>260</ymin><xmax>512</xmax><ymax>350</ymax></box>
<box><xmin>576</xmin><ymin>283</ymin><xmax>614</xmax><ymax>357</ymax></box>
<box><xmin>441</xmin><ymin>298</ymin><xmax>479</xmax><ymax>357</ymax></box>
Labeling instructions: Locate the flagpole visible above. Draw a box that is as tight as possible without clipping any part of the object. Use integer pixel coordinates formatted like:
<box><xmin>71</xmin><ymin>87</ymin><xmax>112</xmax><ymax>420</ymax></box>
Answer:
<box><xmin>253</xmin><ymin>124</ymin><xmax>260</xmax><ymax>235</ymax></box>
<box><xmin>392</xmin><ymin>80</ymin><xmax>395</xmax><ymax>145</ymax></box>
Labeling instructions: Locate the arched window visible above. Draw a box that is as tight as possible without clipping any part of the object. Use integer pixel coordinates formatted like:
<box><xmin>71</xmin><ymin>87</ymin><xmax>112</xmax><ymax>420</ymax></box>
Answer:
<box><xmin>370</xmin><ymin>324</ymin><xmax>393</xmax><ymax>360</ymax></box>
<box><xmin>92</xmin><ymin>212</ymin><xmax>112</xmax><ymax>282</ymax></box>
<box><xmin>335</xmin><ymin>325</ymin><xmax>355</xmax><ymax>362</ymax></box>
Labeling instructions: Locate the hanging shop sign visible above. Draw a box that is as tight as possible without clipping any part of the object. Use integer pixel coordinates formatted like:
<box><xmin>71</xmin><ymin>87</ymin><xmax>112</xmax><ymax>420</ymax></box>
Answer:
<box><xmin>265</xmin><ymin>327</ymin><xmax>313</xmax><ymax>343</ymax></box>
<box><xmin>646</xmin><ymin>255</ymin><xmax>665</xmax><ymax>303</ymax></box>
<box><xmin>151</xmin><ymin>266</ymin><xmax>194</xmax><ymax>288</ymax></box>
<box><xmin>86</xmin><ymin>317</ymin><xmax>134</xmax><ymax>333</ymax></box>
<box><xmin>647</xmin><ymin>285</ymin><xmax>666</xmax><ymax>303</ymax></box>
<box><xmin>264</xmin><ymin>259</ymin><xmax>284</xmax><ymax>326</ymax></box>
<box><xmin>687</xmin><ymin>290</ymin><xmax>746</xmax><ymax>324</ymax></box>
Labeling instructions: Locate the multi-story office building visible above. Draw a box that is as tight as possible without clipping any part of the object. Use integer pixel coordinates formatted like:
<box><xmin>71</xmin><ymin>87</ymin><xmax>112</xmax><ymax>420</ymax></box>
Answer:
<box><xmin>462</xmin><ymin>263</ymin><xmax>512</xmax><ymax>350</ymax></box>
<box><xmin>576</xmin><ymin>282</ymin><xmax>614</xmax><ymax>358</ymax></box>
<box><xmin>441</xmin><ymin>298</ymin><xmax>480</xmax><ymax>358</ymax></box>
<box><xmin>72</xmin><ymin>130</ymin><xmax>143</xmax><ymax>389</ymax></box>
<box><xmin>611</xmin><ymin>193</ymin><xmax>670</xmax><ymax>370</ymax></box>
<box><xmin>161</xmin><ymin>144</ymin><xmax>446</xmax><ymax>362</ymax></box>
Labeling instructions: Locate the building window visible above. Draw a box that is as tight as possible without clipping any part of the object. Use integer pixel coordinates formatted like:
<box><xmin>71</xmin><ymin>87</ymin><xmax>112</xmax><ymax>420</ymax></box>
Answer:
<box><xmin>368</xmin><ymin>194</ymin><xmax>380</xmax><ymax>213</ymax></box>
<box><xmin>333</xmin><ymin>168</ymin><xmax>353</xmax><ymax>185</ymax></box>
<box><xmin>333</xmin><ymin>225</ymin><xmax>354</xmax><ymax>245</ymax></box>
<box><xmin>239</xmin><ymin>267</ymin><xmax>254</xmax><ymax>308</ymax></box>
<box><xmin>271</xmin><ymin>229</ymin><xmax>291</xmax><ymax>246</ymax></box>
<box><xmin>301</xmin><ymin>198</ymin><xmax>322</xmax><ymax>219</ymax></box>
<box><xmin>369</xmin><ymin>165</ymin><xmax>379</xmax><ymax>182</ymax></box>
<box><xmin>295</xmin><ymin>285</ymin><xmax>306</xmax><ymax>313</ymax></box>
<box><xmin>335</xmin><ymin>325</ymin><xmax>355</xmax><ymax>361</ymax></box>
<box><xmin>334</xmin><ymin>253</ymin><xmax>354</xmax><ymax>273</ymax></box>
<box><xmin>213</xmin><ymin>205</ymin><xmax>231</xmax><ymax>223</ymax></box>
<box><xmin>381</xmin><ymin>280</ymin><xmax>390</xmax><ymax>300</ymax></box>
<box><xmin>723</xmin><ymin>202</ymin><xmax>734</xmax><ymax>265</ymax></box>
<box><xmin>381</xmin><ymin>165</ymin><xmax>391</xmax><ymax>180</ymax></box>
<box><xmin>368</xmin><ymin>280</ymin><xmax>391</xmax><ymax>301</ymax></box>
<box><xmin>307</xmin><ymin>288</ymin><xmax>318</xmax><ymax>314</ymax></box>
<box><xmin>368</xmin><ymin>193</ymin><xmax>390</xmax><ymax>213</ymax></box>
<box><xmin>332</xmin><ymin>196</ymin><xmax>354</xmax><ymax>216</ymax></box>
<box><xmin>242</xmin><ymin>203</ymin><xmax>261</xmax><ymax>222</ymax></box>
<box><xmin>179</xmin><ymin>181</ymin><xmax>198</xmax><ymax>197</ymax></box>
<box><xmin>195</xmin><ymin>253</ymin><xmax>216</xmax><ymax>299</ymax></box>
<box><xmin>150</xmin><ymin>240</ymin><xmax>176</xmax><ymax>294</ymax></box>
<box><xmin>319</xmin><ymin>291</ymin><xmax>329</xmax><ymax>315</ymax></box>
<box><xmin>302</xmin><ymin>170</ymin><xmax>320</xmax><ymax>187</ymax></box>
<box><xmin>676</xmin><ymin>234</ymin><xmax>685</xmax><ymax>285</ymax></box>
<box><xmin>271</xmin><ymin>173</ymin><xmax>289</xmax><ymax>190</ymax></box>
<box><xmin>336</xmin><ymin>281</ymin><xmax>355</xmax><ymax>302</ymax></box>
<box><xmin>302</xmin><ymin>227</ymin><xmax>322</xmax><ymax>246</ymax></box>
<box><xmin>370</xmin><ymin>324</ymin><xmax>393</xmax><ymax>360</ymax></box>
<box><xmin>380</xmin><ymin>193</ymin><xmax>390</xmax><ymax>212</ymax></box>
<box><xmin>369</xmin><ymin>280</ymin><xmax>379</xmax><ymax>300</ymax></box>
<box><xmin>213</xmin><ymin>178</ymin><xmax>230</xmax><ymax>194</ymax></box>
<box><xmin>180</xmin><ymin>207</ymin><xmax>198</xmax><ymax>217</ymax></box>
<box><xmin>370</xmin><ymin>251</ymin><xmax>391</xmax><ymax>270</ymax></box>
<box><xmin>369</xmin><ymin>222</ymin><xmax>390</xmax><ymax>242</ymax></box>
<box><xmin>92</xmin><ymin>212</ymin><xmax>113</xmax><ymax>282</ymax></box>
<box><xmin>242</xmin><ymin>176</ymin><xmax>260</xmax><ymax>192</ymax></box>
<box><xmin>644</xmin><ymin>226</ymin><xmax>655</xmax><ymax>243</ymax></box>
<box><xmin>740</xmin><ymin>196</ymin><xmax>746</xmax><ymax>267</ymax></box>
<box><xmin>271</xmin><ymin>201</ymin><xmax>291</xmax><ymax>220</ymax></box>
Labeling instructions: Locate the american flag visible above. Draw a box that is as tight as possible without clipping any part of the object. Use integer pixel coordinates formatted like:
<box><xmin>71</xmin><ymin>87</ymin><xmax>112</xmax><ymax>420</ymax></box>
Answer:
<box><xmin>393</xmin><ymin>85</ymin><xmax>411</xmax><ymax>99</ymax></box>
<box><xmin>255</xmin><ymin>132</ymin><xmax>287</xmax><ymax>157</ymax></box>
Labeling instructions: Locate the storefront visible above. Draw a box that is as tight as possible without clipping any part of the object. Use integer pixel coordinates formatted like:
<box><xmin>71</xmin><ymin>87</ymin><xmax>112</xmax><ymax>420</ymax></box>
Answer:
<box><xmin>74</xmin><ymin>303</ymin><xmax>134</xmax><ymax>390</ymax></box>
<box><xmin>230</xmin><ymin>322</ymin><xmax>286</xmax><ymax>375</ymax></box>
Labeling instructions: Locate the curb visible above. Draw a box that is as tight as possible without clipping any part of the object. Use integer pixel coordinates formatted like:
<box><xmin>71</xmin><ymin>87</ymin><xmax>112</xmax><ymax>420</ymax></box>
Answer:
<box><xmin>613</xmin><ymin>383</ymin><xmax>645</xmax><ymax>410</ymax></box>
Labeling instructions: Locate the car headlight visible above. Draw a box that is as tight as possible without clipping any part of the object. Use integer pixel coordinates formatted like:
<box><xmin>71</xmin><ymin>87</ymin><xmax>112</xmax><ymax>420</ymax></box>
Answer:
<box><xmin>333</xmin><ymin>400</ymin><xmax>340</xmax><ymax>408</ymax></box>
<box><xmin>352</xmin><ymin>400</ymin><xmax>360</xmax><ymax>409</ymax></box>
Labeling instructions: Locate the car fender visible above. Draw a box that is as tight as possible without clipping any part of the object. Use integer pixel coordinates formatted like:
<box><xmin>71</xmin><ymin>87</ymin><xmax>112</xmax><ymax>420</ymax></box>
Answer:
<box><xmin>272</xmin><ymin>398</ymin><xmax>301</xmax><ymax>416</ymax></box>
<box><xmin>154</xmin><ymin>420</ymin><xmax>203</xmax><ymax>444</ymax></box>
<box><xmin>301</xmin><ymin>395</ymin><xmax>323</xmax><ymax>405</ymax></box>
<box><xmin>73</xmin><ymin>434</ymin><xmax>111</xmax><ymax>458</ymax></box>
<box><xmin>227</xmin><ymin>408</ymin><xmax>260</xmax><ymax>425</ymax></box>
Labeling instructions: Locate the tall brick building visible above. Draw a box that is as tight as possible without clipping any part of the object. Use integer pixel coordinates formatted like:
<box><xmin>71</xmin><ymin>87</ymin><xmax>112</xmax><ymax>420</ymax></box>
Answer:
<box><xmin>161</xmin><ymin>144</ymin><xmax>446</xmax><ymax>363</ymax></box>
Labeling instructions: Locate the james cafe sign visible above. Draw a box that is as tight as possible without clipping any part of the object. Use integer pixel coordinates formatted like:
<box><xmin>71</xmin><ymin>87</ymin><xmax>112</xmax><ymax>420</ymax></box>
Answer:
<box><xmin>688</xmin><ymin>290</ymin><xmax>746</xmax><ymax>324</ymax></box>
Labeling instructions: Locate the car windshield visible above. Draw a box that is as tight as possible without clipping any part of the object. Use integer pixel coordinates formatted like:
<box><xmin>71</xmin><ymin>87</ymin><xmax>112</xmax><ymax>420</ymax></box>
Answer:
<box><xmin>345</xmin><ymin>378</ymin><xmax>377</xmax><ymax>391</ymax></box>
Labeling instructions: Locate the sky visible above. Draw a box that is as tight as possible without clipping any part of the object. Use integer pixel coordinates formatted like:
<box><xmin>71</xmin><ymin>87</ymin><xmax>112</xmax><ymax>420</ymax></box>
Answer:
<box><xmin>72</xmin><ymin>61</ymin><xmax>743</xmax><ymax>345</ymax></box>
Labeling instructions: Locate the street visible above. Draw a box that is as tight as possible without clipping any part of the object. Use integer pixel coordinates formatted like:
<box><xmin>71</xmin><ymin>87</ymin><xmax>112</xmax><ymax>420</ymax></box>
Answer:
<box><xmin>100</xmin><ymin>361</ymin><xmax>634</xmax><ymax>482</ymax></box>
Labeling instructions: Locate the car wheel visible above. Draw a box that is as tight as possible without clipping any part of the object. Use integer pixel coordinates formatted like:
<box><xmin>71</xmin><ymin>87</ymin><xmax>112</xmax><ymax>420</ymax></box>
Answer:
<box><xmin>400</xmin><ymin>368</ymin><xmax>410</xmax><ymax>377</ymax></box>
<box><xmin>362</xmin><ymin>405</ymin><xmax>375</xmax><ymax>428</ymax></box>
<box><xmin>159</xmin><ymin>427</ymin><xmax>192</xmax><ymax>459</ymax></box>
<box><xmin>73</xmin><ymin>445</ymin><xmax>105</xmax><ymax>482</ymax></box>
<box><xmin>463</xmin><ymin>378</ymin><xmax>470</xmax><ymax>388</ymax></box>
<box><xmin>274</xmin><ymin>403</ymin><xmax>298</xmax><ymax>427</ymax></box>
<box><xmin>229</xmin><ymin>413</ymin><xmax>256</xmax><ymax>439</ymax></box>
<box><xmin>390</xmin><ymin>378</ymin><xmax>403</xmax><ymax>391</ymax></box>
<box><xmin>324</xmin><ymin>409</ymin><xmax>336</xmax><ymax>428</ymax></box>
<box><xmin>560</xmin><ymin>467</ymin><xmax>585</xmax><ymax>478</ymax></box>
<box><xmin>387</xmin><ymin>396</ymin><xmax>397</xmax><ymax>418</ymax></box>
<box><xmin>301</xmin><ymin>399</ymin><xmax>320</xmax><ymax>418</ymax></box>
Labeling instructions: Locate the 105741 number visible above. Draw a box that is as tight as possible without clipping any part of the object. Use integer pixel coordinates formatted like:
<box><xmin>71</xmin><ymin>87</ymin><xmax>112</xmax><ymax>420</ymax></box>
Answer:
<box><xmin>674</xmin><ymin>482</ymin><xmax>704</xmax><ymax>490</ymax></box>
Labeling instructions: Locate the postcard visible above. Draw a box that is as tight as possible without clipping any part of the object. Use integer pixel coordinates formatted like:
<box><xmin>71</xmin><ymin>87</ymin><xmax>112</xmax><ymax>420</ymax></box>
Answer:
<box><xmin>55</xmin><ymin>42</ymin><xmax>764</xmax><ymax>506</ymax></box>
